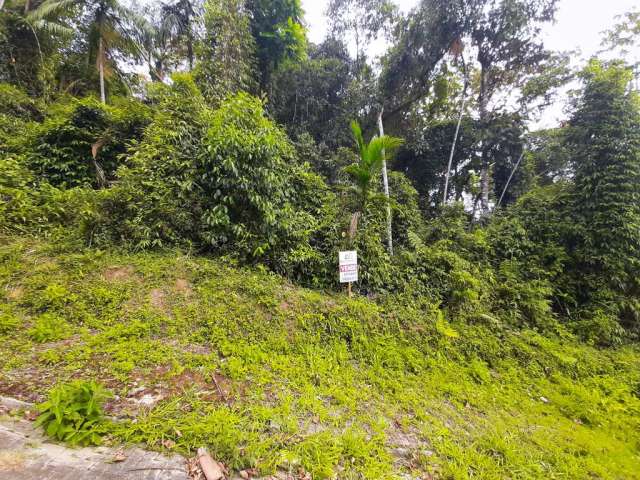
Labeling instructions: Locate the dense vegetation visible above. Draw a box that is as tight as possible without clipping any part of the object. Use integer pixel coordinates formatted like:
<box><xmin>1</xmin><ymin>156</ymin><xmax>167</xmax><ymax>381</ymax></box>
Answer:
<box><xmin>1</xmin><ymin>237</ymin><xmax>639</xmax><ymax>479</ymax></box>
<box><xmin>1</xmin><ymin>0</ymin><xmax>640</xmax><ymax>478</ymax></box>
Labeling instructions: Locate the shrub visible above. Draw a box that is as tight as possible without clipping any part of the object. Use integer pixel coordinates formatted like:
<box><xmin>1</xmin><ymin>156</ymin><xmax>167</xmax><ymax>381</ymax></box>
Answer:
<box><xmin>28</xmin><ymin>313</ymin><xmax>71</xmax><ymax>343</ymax></box>
<box><xmin>394</xmin><ymin>241</ymin><xmax>491</xmax><ymax>315</ymax></box>
<box><xmin>493</xmin><ymin>259</ymin><xmax>556</xmax><ymax>330</ymax></box>
<box><xmin>0</xmin><ymin>84</ymin><xmax>42</xmax><ymax>155</ymax></box>
<box><xmin>0</xmin><ymin>83</ymin><xmax>42</xmax><ymax>120</ymax></box>
<box><xmin>0</xmin><ymin>306</ymin><xmax>20</xmax><ymax>335</ymax></box>
<box><xmin>35</xmin><ymin>381</ymin><xmax>110</xmax><ymax>446</ymax></box>
<box><xmin>388</xmin><ymin>171</ymin><xmax>427</xmax><ymax>250</ymax></box>
<box><xmin>0</xmin><ymin>156</ymin><xmax>41</xmax><ymax>233</ymax></box>
<box><xmin>96</xmin><ymin>74</ymin><xmax>208</xmax><ymax>248</ymax></box>
<box><xmin>97</xmin><ymin>78</ymin><xmax>321</xmax><ymax>266</ymax></box>
<box><xmin>26</xmin><ymin>96</ymin><xmax>151</xmax><ymax>188</ymax></box>
<box><xmin>0</xmin><ymin>155</ymin><xmax>100</xmax><ymax>237</ymax></box>
<box><xmin>197</xmin><ymin>92</ymin><xmax>302</xmax><ymax>256</ymax></box>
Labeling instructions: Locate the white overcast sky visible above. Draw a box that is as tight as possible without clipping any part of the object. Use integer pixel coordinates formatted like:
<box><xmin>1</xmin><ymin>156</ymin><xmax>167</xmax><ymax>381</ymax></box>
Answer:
<box><xmin>301</xmin><ymin>0</ymin><xmax>639</xmax><ymax>127</ymax></box>
<box><xmin>301</xmin><ymin>0</ymin><xmax>639</xmax><ymax>56</ymax></box>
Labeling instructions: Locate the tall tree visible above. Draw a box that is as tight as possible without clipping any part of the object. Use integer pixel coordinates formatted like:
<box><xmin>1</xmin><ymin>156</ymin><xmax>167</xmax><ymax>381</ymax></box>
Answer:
<box><xmin>269</xmin><ymin>38</ymin><xmax>357</xmax><ymax>149</ymax></box>
<box><xmin>132</xmin><ymin>4</ymin><xmax>177</xmax><ymax>82</ymax></box>
<box><xmin>0</xmin><ymin>0</ymin><xmax>71</xmax><ymax>95</ymax></box>
<box><xmin>382</xmin><ymin>0</ymin><xmax>563</xmax><ymax>216</ymax></box>
<box><xmin>161</xmin><ymin>0</ymin><xmax>199</xmax><ymax>70</ymax></box>
<box><xmin>195</xmin><ymin>0</ymin><xmax>256</xmax><ymax>104</ymax></box>
<box><xmin>380</xmin><ymin>0</ymin><xmax>471</xmax><ymax>125</ymax></box>
<box><xmin>568</xmin><ymin>60</ymin><xmax>640</xmax><ymax>331</ymax></box>
<box><xmin>30</xmin><ymin>0</ymin><xmax>143</xmax><ymax>103</ymax></box>
<box><xmin>245</xmin><ymin>0</ymin><xmax>306</xmax><ymax>90</ymax></box>
<box><xmin>467</xmin><ymin>0</ymin><xmax>558</xmax><ymax>215</ymax></box>
<box><xmin>601</xmin><ymin>9</ymin><xmax>639</xmax><ymax>87</ymax></box>
<box><xmin>326</xmin><ymin>0</ymin><xmax>397</xmax><ymax>66</ymax></box>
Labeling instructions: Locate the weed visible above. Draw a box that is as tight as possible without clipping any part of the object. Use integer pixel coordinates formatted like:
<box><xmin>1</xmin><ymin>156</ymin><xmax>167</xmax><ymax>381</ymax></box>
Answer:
<box><xmin>35</xmin><ymin>381</ymin><xmax>111</xmax><ymax>446</ymax></box>
<box><xmin>0</xmin><ymin>238</ymin><xmax>638</xmax><ymax>479</ymax></box>
<box><xmin>0</xmin><ymin>306</ymin><xmax>20</xmax><ymax>334</ymax></box>
<box><xmin>27</xmin><ymin>313</ymin><xmax>71</xmax><ymax>343</ymax></box>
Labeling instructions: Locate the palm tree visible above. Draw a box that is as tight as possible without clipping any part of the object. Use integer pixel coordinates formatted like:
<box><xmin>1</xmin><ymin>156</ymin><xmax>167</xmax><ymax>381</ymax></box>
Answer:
<box><xmin>345</xmin><ymin>120</ymin><xmax>403</xmax><ymax>214</ymax></box>
<box><xmin>30</xmin><ymin>0</ymin><xmax>144</xmax><ymax>103</ymax></box>
<box><xmin>161</xmin><ymin>0</ymin><xmax>197</xmax><ymax>70</ymax></box>
<box><xmin>132</xmin><ymin>5</ymin><xmax>178</xmax><ymax>82</ymax></box>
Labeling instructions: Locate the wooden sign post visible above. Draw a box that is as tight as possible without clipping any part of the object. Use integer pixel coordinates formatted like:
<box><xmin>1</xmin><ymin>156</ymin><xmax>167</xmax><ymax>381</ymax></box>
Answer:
<box><xmin>339</xmin><ymin>251</ymin><xmax>358</xmax><ymax>297</ymax></box>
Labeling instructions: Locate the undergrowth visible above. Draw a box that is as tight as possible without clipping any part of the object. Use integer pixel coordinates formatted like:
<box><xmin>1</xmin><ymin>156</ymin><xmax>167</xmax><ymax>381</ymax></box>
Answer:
<box><xmin>0</xmin><ymin>236</ymin><xmax>639</xmax><ymax>479</ymax></box>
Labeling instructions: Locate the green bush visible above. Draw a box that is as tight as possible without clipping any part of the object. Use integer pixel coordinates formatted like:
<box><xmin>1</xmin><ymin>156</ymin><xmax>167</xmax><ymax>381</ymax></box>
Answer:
<box><xmin>0</xmin><ymin>156</ymin><xmax>41</xmax><ymax>233</ymax></box>
<box><xmin>388</xmin><ymin>171</ymin><xmax>427</xmax><ymax>250</ymax></box>
<box><xmin>0</xmin><ymin>83</ymin><xmax>42</xmax><ymax>119</ymax></box>
<box><xmin>0</xmin><ymin>306</ymin><xmax>20</xmax><ymax>335</ymax></box>
<box><xmin>97</xmin><ymin>77</ymin><xmax>321</xmax><ymax>266</ymax></box>
<box><xmin>0</xmin><ymin>84</ymin><xmax>42</xmax><ymax>154</ymax></box>
<box><xmin>0</xmin><ymin>155</ymin><xmax>100</xmax><ymax>237</ymax></box>
<box><xmin>197</xmin><ymin>92</ymin><xmax>302</xmax><ymax>256</ymax></box>
<box><xmin>394</xmin><ymin>241</ymin><xmax>491</xmax><ymax>315</ymax></box>
<box><xmin>35</xmin><ymin>381</ymin><xmax>110</xmax><ymax>446</ymax></box>
<box><xmin>28</xmin><ymin>313</ymin><xmax>71</xmax><ymax>343</ymax></box>
<box><xmin>27</xmin><ymin>96</ymin><xmax>150</xmax><ymax>188</ymax></box>
<box><xmin>493</xmin><ymin>259</ymin><xmax>556</xmax><ymax>330</ymax></box>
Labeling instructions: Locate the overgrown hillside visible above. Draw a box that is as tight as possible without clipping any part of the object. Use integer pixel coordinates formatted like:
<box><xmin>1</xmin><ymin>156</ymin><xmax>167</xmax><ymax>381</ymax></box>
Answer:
<box><xmin>1</xmin><ymin>236</ymin><xmax>638</xmax><ymax>479</ymax></box>
<box><xmin>2</xmin><ymin>0</ymin><xmax>640</xmax><ymax>478</ymax></box>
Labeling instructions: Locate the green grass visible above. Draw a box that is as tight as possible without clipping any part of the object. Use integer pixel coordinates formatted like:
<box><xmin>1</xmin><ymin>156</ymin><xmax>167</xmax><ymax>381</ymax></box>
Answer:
<box><xmin>0</xmin><ymin>236</ymin><xmax>639</xmax><ymax>479</ymax></box>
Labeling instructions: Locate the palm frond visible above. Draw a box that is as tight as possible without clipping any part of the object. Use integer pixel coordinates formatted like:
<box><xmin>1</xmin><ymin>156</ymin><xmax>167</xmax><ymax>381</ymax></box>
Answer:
<box><xmin>367</xmin><ymin>136</ymin><xmax>404</xmax><ymax>167</ymax></box>
<box><xmin>347</xmin><ymin>119</ymin><xmax>405</xmax><ymax>208</ymax></box>
<box><xmin>30</xmin><ymin>18</ymin><xmax>74</xmax><ymax>37</ymax></box>
<box><xmin>350</xmin><ymin>120</ymin><xmax>365</xmax><ymax>156</ymax></box>
<box><xmin>27</xmin><ymin>0</ymin><xmax>77</xmax><ymax>21</ymax></box>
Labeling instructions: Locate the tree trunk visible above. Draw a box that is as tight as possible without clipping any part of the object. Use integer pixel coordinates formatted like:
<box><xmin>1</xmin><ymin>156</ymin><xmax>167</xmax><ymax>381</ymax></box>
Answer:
<box><xmin>443</xmin><ymin>88</ymin><xmax>467</xmax><ymax>204</ymax></box>
<box><xmin>0</xmin><ymin>0</ymin><xmax>5</xmax><ymax>11</ymax></box>
<box><xmin>99</xmin><ymin>37</ymin><xmax>106</xmax><ymax>104</ymax></box>
<box><xmin>478</xmin><ymin>65</ymin><xmax>490</xmax><ymax>216</ymax></box>
<box><xmin>496</xmin><ymin>151</ymin><xmax>525</xmax><ymax>209</ymax></box>
<box><xmin>187</xmin><ymin>32</ymin><xmax>194</xmax><ymax>70</ymax></box>
<box><xmin>471</xmin><ymin>193</ymin><xmax>481</xmax><ymax>220</ymax></box>
<box><xmin>377</xmin><ymin>109</ymin><xmax>394</xmax><ymax>256</ymax></box>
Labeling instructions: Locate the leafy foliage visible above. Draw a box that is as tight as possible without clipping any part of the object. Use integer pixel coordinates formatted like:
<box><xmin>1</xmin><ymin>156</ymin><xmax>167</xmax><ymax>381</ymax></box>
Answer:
<box><xmin>195</xmin><ymin>0</ymin><xmax>257</xmax><ymax>104</ymax></box>
<box><xmin>35</xmin><ymin>381</ymin><xmax>110</xmax><ymax>446</ymax></box>
<box><xmin>270</xmin><ymin>38</ymin><xmax>359</xmax><ymax>150</ymax></box>
<box><xmin>246</xmin><ymin>0</ymin><xmax>307</xmax><ymax>88</ymax></box>
<box><xmin>96</xmin><ymin>77</ymin><xmax>318</xmax><ymax>265</ymax></box>
<box><xmin>345</xmin><ymin>120</ymin><xmax>403</xmax><ymax>211</ymax></box>
<box><xmin>27</xmin><ymin>96</ymin><xmax>151</xmax><ymax>188</ymax></box>
<box><xmin>566</xmin><ymin>60</ymin><xmax>640</xmax><ymax>336</ymax></box>
<box><xmin>28</xmin><ymin>312</ymin><xmax>71</xmax><ymax>342</ymax></box>
<box><xmin>0</xmin><ymin>237</ymin><xmax>638</xmax><ymax>478</ymax></box>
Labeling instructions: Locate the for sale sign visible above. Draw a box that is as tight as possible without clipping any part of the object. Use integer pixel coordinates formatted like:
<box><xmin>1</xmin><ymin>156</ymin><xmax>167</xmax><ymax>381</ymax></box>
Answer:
<box><xmin>339</xmin><ymin>251</ymin><xmax>358</xmax><ymax>283</ymax></box>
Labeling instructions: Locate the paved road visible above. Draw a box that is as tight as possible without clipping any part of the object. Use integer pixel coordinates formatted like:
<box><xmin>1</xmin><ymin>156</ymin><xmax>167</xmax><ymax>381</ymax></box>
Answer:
<box><xmin>0</xmin><ymin>416</ymin><xmax>189</xmax><ymax>480</ymax></box>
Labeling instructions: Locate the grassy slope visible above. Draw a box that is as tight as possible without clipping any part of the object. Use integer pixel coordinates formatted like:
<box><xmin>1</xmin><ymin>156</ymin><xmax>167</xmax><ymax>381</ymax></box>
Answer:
<box><xmin>0</xmin><ymin>236</ymin><xmax>639</xmax><ymax>480</ymax></box>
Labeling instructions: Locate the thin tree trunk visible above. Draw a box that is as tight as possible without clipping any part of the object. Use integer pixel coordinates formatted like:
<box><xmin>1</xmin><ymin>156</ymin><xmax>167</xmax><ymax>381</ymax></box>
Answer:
<box><xmin>187</xmin><ymin>40</ymin><xmax>194</xmax><ymax>70</ymax></box>
<box><xmin>443</xmin><ymin>88</ymin><xmax>467</xmax><ymax>204</ymax></box>
<box><xmin>480</xmin><ymin>157</ymin><xmax>490</xmax><ymax>214</ymax></box>
<box><xmin>478</xmin><ymin>65</ymin><xmax>490</xmax><ymax>216</ymax></box>
<box><xmin>496</xmin><ymin>151</ymin><xmax>525</xmax><ymax>209</ymax></box>
<box><xmin>377</xmin><ymin>109</ymin><xmax>393</xmax><ymax>256</ymax></box>
<box><xmin>0</xmin><ymin>0</ymin><xmax>5</xmax><ymax>11</ymax></box>
<box><xmin>471</xmin><ymin>192</ymin><xmax>481</xmax><ymax>220</ymax></box>
<box><xmin>99</xmin><ymin>37</ymin><xmax>106</xmax><ymax>104</ymax></box>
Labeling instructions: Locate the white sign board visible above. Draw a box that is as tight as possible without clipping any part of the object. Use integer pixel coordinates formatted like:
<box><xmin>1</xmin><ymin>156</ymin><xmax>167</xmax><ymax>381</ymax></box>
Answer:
<box><xmin>339</xmin><ymin>250</ymin><xmax>358</xmax><ymax>283</ymax></box>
